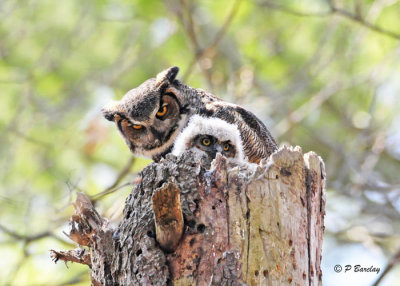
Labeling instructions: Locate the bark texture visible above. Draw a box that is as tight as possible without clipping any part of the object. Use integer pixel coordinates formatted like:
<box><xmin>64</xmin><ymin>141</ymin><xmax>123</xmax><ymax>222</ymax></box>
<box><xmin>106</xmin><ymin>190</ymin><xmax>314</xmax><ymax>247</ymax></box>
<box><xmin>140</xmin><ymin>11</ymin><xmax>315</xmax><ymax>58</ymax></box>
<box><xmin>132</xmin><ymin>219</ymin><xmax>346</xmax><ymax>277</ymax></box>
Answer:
<box><xmin>51</xmin><ymin>146</ymin><xmax>326</xmax><ymax>286</ymax></box>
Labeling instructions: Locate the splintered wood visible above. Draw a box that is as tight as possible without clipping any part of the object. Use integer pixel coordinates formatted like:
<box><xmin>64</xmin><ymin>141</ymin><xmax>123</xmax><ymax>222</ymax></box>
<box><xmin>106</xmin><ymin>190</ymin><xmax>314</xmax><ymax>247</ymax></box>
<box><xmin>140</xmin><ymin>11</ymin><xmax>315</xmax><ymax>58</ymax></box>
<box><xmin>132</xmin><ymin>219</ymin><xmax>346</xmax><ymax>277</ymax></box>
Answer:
<box><xmin>51</xmin><ymin>146</ymin><xmax>325</xmax><ymax>286</ymax></box>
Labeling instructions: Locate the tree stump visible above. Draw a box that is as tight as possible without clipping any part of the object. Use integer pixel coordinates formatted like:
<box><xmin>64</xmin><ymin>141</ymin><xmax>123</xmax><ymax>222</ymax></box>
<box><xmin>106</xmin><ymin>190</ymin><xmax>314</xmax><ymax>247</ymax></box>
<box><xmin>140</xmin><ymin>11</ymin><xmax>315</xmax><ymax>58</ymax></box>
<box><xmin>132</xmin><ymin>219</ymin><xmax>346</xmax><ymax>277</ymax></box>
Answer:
<box><xmin>50</xmin><ymin>146</ymin><xmax>326</xmax><ymax>286</ymax></box>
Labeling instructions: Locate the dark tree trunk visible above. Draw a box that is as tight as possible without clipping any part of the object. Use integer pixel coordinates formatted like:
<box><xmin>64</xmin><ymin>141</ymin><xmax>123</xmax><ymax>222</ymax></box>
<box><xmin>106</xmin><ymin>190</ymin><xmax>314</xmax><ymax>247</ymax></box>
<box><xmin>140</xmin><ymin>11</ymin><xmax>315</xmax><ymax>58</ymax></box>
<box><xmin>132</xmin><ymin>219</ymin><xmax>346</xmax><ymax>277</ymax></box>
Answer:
<box><xmin>51</xmin><ymin>146</ymin><xmax>326</xmax><ymax>286</ymax></box>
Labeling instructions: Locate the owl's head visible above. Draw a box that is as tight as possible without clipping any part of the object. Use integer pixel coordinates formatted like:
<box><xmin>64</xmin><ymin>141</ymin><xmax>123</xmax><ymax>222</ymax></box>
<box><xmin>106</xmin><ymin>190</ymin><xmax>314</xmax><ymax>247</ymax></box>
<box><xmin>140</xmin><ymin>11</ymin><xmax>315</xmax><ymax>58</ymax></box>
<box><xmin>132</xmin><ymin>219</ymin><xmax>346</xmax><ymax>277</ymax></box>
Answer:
<box><xmin>102</xmin><ymin>67</ymin><xmax>190</xmax><ymax>159</ymax></box>
<box><xmin>172</xmin><ymin>115</ymin><xmax>245</xmax><ymax>162</ymax></box>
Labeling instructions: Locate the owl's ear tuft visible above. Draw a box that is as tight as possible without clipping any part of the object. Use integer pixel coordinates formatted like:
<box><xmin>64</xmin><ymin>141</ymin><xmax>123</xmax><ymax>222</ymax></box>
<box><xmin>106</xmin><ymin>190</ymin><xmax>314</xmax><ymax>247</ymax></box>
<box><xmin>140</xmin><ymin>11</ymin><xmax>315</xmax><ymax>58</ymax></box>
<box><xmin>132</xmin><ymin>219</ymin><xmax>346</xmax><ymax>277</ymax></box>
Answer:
<box><xmin>102</xmin><ymin>101</ymin><xmax>124</xmax><ymax>121</ymax></box>
<box><xmin>156</xmin><ymin>66</ymin><xmax>180</xmax><ymax>85</ymax></box>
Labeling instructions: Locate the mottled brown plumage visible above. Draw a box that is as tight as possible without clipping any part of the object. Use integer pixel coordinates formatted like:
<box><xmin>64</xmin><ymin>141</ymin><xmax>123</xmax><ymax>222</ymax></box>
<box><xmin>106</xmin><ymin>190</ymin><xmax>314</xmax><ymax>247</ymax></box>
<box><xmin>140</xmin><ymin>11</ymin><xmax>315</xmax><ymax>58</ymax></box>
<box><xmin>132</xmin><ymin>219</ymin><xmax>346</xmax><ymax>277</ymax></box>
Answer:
<box><xmin>102</xmin><ymin>66</ymin><xmax>277</xmax><ymax>163</ymax></box>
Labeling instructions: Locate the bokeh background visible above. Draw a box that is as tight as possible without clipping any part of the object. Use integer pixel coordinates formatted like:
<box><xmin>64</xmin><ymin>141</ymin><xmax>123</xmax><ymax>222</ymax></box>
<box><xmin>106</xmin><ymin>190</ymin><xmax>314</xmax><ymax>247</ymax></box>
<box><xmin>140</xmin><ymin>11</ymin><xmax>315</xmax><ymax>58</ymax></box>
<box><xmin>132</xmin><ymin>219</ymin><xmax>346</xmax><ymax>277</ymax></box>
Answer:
<box><xmin>1</xmin><ymin>0</ymin><xmax>400</xmax><ymax>285</ymax></box>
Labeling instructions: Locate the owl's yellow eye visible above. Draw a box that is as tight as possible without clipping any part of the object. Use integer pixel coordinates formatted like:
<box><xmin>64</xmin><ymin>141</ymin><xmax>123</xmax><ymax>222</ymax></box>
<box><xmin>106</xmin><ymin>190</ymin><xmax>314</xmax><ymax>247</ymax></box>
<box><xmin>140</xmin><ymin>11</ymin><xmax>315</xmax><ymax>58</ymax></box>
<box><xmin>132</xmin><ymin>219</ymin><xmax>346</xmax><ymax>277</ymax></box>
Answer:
<box><xmin>223</xmin><ymin>144</ymin><xmax>230</xmax><ymax>151</ymax></box>
<box><xmin>132</xmin><ymin>124</ymin><xmax>143</xmax><ymax>130</ymax></box>
<box><xmin>202</xmin><ymin>138</ymin><xmax>211</xmax><ymax>146</ymax></box>
<box><xmin>156</xmin><ymin>105</ymin><xmax>168</xmax><ymax>117</ymax></box>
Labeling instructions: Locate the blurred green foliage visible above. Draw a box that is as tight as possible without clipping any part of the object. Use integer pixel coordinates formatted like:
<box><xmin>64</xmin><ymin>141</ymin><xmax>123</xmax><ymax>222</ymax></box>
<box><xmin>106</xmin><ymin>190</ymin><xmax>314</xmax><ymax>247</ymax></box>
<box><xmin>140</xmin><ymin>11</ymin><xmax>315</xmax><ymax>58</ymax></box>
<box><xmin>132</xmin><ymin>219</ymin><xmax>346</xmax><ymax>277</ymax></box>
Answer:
<box><xmin>1</xmin><ymin>0</ymin><xmax>400</xmax><ymax>285</ymax></box>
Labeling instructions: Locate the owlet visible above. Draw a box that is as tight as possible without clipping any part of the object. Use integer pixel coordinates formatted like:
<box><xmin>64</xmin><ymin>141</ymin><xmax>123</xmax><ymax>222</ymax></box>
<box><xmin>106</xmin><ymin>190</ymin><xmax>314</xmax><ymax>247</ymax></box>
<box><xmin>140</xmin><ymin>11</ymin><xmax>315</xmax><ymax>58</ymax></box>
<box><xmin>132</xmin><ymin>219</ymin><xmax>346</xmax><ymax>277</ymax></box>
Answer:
<box><xmin>172</xmin><ymin>115</ymin><xmax>244</xmax><ymax>163</ymax></box>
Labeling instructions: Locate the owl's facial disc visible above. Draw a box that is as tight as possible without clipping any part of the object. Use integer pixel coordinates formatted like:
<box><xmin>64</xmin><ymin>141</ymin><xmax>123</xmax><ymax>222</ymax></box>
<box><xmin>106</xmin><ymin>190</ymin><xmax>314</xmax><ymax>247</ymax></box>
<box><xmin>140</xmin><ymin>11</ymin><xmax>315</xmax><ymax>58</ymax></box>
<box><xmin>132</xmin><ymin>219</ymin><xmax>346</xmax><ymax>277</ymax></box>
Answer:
<box><xmin>191</xmin><ymin>135</ymin><xmax>236</xmax><ymax>160</ymax></box>
<box><xmin>109</xmin><ymin>92</ymin><xmax>187</xmax><ymax>157</ymax></box>
<box><xmin>102</xmin><ymin>67</ymin><xmax>190</xmax><ymax>159</ymax></box>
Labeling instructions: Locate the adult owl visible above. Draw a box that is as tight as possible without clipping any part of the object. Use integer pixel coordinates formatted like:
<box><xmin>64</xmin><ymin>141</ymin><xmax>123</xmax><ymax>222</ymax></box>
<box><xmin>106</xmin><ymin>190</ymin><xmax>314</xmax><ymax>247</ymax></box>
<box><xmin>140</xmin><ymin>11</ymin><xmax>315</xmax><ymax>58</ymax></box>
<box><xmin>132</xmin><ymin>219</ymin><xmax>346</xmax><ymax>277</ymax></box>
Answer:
<box><xmin>102</xmin><ymin>66</ymin><xmax>277</xmax><ymax>163</ymax></box>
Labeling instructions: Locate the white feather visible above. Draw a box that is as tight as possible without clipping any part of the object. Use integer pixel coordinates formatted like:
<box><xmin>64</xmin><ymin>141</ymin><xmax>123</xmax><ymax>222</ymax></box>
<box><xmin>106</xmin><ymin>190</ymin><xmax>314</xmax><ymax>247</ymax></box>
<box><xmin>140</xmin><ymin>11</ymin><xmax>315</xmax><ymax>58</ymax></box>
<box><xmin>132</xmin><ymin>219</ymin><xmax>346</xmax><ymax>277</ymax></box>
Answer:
<box><xmin>172</xmin><ymin>115</ymin><xmax>244</xmax><ymax>161</ymax></box>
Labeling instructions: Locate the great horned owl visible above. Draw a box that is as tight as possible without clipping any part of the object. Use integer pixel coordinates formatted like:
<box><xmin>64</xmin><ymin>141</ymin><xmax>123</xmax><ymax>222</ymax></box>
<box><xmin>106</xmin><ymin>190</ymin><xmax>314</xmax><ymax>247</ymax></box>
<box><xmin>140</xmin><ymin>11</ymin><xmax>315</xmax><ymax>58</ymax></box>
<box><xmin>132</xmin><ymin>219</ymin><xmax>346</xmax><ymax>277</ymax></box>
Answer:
<box><xmin>102</xmin><ymin>66</ymin><xmax>277</xmax><ymax>163</ymax></box>
<box><xmin>172</xmin><ymin>115</ymin><xmax>244</xmax><ymax>163</ymax></box>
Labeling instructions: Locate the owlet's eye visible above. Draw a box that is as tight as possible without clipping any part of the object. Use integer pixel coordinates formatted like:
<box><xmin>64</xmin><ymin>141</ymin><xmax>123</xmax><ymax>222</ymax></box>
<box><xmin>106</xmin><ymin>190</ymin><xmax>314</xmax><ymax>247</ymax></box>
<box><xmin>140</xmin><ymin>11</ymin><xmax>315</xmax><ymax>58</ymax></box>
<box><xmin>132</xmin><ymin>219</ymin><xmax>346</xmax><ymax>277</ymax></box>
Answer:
<box><xmin>202</xmin><ymin>138</ymin><xmax>211</xmax><ymax>146</ymax></box>
<box><xmin>132</xmin><ymin>124</ymin><xmax>143</xmax><ymax>130</ymax></box>
<box><xmin>156</xmin><ymin>105</ymin><xmax>168</xmax><ymax>117</ymax></box>
<box><xmin>223</xmin><ymin>144</ymin><xmax>230</xmax><ymax>151</ymax></box>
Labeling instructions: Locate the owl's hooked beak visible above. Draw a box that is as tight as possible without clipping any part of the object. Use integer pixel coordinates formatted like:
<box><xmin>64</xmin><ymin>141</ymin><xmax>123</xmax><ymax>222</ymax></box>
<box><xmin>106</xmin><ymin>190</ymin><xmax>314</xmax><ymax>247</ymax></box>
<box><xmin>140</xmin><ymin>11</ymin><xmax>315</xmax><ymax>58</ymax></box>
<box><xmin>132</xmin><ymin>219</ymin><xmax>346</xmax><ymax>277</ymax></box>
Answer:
<box><xmin>207</xmin><ymin>145</ymin><xmax>223</xmax><ymax>161</ymax></box>
<box><xmin>215</xmin><ymin>145</ymin><xmax>223</xmax><ymax>154</ymax></box>
<box><xmin>149</xmin><ymin>126</ymin><xmax>165</xmax><ymax>143</ymax></box>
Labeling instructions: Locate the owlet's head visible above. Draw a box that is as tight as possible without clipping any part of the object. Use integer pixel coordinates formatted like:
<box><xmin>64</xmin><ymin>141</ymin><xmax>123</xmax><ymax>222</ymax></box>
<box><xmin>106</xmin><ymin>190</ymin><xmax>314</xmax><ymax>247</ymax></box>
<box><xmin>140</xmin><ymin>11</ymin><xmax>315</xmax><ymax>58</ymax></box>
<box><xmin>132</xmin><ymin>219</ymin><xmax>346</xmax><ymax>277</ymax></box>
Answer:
<box><xmin>102</xmin><ymin>67</ymin><xmax>190</xmax><ymax>159</ymax></box>
<box><xmin>172</xmin><ymin>115</ymin><xmax>245</xmax><ymax>163</ymax></box>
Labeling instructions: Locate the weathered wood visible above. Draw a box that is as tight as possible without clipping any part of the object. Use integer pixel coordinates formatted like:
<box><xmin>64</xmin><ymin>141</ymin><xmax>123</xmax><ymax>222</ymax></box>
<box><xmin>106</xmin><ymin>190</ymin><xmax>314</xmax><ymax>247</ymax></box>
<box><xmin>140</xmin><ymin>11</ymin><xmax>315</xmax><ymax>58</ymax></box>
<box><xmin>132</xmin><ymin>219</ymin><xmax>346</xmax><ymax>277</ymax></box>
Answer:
<box><xmin>51</xmin><ymin>146</ymin><xmax>325</xmax><ymax>286</ymax></box>
<box><xmin>152</xmin><ymin>181</ymin><xmax>184</xmax><ymax>252</ymax></box>
<box><xmin>50</xmin><ymin>248</ymin><xmax>91</xmax><ymax>267</ymax></box>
